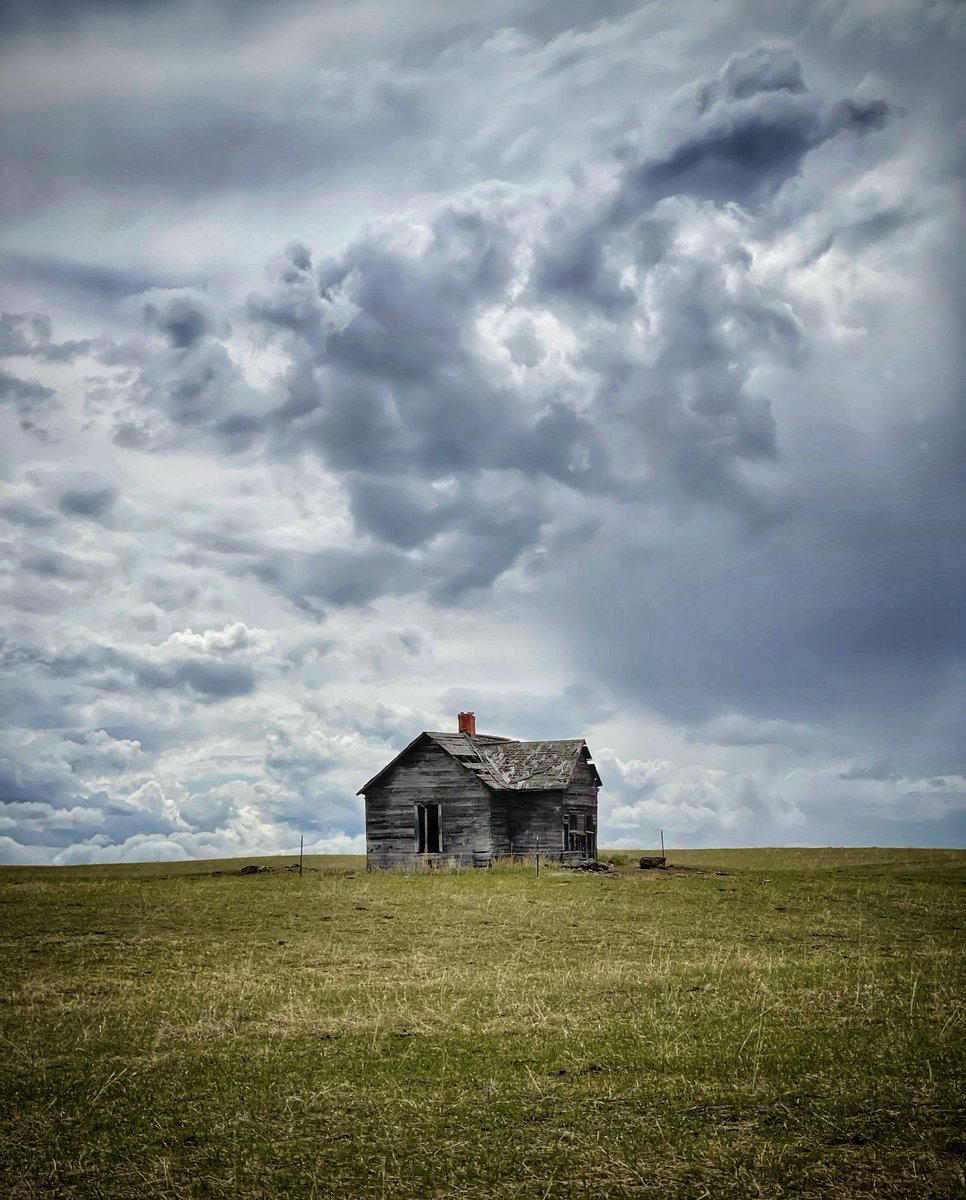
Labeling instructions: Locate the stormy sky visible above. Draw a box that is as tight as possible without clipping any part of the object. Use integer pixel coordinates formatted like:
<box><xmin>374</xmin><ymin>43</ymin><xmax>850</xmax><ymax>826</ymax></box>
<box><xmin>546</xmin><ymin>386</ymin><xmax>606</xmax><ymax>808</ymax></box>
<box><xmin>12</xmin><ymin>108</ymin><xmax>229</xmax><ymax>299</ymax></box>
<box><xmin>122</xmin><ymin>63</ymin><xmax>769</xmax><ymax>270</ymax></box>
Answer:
<box><xmin>1</xmin><ymin>0</ymin><xmax>964</xmax><ymax>864</ymax></box>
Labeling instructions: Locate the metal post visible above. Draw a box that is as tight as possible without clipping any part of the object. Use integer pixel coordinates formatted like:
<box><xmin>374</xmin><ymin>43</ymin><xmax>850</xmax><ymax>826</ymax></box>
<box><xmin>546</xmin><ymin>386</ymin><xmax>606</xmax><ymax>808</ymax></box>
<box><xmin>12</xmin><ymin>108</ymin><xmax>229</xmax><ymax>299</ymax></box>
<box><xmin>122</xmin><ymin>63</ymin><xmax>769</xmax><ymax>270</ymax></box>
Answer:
<box><xmin>299</xmin><ymin>833</ymin><xmax>304</xmax><ymax>878</ymax></box>
<box><xmin>536</xmin><ymin>838</ymin><xmax>540</xmax><ymax>878</ymax></box>
<box><xmin>660</xmin><ymin>828</ymin><xmax>665</xmax><ymax>858</ymax></box>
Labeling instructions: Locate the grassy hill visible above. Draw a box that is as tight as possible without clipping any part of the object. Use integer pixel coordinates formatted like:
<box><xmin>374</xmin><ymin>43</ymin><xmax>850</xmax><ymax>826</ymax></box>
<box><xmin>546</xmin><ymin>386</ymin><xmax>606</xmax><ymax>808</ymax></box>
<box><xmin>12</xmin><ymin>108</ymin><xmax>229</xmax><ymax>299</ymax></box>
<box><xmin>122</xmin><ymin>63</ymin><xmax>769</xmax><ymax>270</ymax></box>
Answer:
<box><xmin>1</xmin><ymin>848</ymin><xmax>963</xmax><ymax>1198</ymax></box>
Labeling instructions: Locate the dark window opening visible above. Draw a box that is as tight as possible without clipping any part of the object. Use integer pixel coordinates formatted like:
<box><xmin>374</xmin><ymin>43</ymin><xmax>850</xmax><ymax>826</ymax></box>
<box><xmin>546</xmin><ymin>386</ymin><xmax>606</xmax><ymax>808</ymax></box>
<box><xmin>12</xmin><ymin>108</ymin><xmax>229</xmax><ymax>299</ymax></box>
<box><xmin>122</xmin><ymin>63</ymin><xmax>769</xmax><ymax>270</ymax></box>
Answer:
<box><xmin>416</xmin><ymin>803</ymin><xmax>442</xmax><ymax>854</ymax></box>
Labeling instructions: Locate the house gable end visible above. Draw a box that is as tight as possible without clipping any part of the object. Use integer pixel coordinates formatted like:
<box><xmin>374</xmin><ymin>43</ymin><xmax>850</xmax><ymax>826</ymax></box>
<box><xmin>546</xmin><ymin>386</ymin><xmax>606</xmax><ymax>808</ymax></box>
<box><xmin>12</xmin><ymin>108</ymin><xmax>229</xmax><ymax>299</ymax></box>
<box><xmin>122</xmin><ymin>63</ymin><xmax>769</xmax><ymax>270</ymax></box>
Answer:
<box><xmin>356</xmin><ymin>732</ymin><xmax>435</xmax><ymax>795</ymax></box>
<box><xmin>364</xmin><ymin>734</ymin><xmax>495</xmax><ymax>864</ymax></box>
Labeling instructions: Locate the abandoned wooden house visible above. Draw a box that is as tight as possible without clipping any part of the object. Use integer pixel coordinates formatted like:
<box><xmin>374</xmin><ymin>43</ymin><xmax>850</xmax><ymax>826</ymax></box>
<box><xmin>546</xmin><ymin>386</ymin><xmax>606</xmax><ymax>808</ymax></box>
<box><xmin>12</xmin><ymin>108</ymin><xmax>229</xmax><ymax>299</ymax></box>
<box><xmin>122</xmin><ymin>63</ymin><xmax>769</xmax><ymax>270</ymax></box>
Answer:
<box><xmin>358</xmin><ymin>712</ymin><xmax>602</xmax><ymax>868</ymax></box>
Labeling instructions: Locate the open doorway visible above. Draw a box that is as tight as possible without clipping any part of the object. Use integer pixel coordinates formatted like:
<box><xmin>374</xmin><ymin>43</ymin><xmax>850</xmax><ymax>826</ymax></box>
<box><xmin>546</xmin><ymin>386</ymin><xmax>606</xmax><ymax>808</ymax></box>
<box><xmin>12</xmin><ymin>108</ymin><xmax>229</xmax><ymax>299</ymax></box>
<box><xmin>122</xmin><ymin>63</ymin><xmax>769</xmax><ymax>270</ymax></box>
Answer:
<box><xmin>563</xmin><ymin>811</ymin><xmax>596</xmax><ymax>857</ymax></box>
<box><xmin>415</xmin><ymin>803</ymin><xmax>442</xmax><ymax>854</ymax></box>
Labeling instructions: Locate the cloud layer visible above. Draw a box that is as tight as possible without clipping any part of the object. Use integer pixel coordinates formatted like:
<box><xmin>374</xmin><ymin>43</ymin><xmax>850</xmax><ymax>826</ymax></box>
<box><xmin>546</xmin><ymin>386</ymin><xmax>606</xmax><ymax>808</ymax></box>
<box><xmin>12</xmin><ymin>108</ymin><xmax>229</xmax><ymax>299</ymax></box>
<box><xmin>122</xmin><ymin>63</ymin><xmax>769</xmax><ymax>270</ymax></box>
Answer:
<box><xmin>2</xmin><ymin>2</ymin><xmax>964</xmax><ymax>862</ymax></box>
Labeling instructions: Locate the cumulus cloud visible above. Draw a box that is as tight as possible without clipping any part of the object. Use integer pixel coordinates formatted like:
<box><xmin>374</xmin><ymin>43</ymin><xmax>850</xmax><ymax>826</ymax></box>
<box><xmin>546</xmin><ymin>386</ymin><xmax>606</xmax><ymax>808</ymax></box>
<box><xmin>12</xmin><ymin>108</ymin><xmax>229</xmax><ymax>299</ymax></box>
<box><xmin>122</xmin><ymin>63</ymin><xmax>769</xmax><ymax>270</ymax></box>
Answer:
<box><xmin>625</xmin><ymin>43</ymin><xmax>891</xmax><ymax>212</ymax></box>
<box><xmin>597</xmin><ymin>746</ymin><xmax>966</xmax><ymax>848</ymax></box>
<box><xmin>163</xmin><ymin>621</ymin><xmax>276</xmax><ymax>657</ymax></box>
<box><xmin>68</xmin><ymin>729</ymin><xmax>143</xmax><ymax>774</ymax></box>
<box><xmin>96</xmin><ymin>45</ymin><xmax>887</xmax><ymax>612</ymax></box>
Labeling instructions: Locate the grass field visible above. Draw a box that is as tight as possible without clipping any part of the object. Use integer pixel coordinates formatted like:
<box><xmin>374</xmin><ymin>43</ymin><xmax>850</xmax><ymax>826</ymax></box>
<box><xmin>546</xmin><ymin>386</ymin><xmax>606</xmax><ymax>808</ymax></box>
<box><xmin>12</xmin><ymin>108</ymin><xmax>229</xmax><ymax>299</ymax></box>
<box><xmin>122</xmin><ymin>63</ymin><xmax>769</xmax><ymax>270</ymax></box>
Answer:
<box><xmin>1</xmin><ymin>848</ymin><xmax>964</xmax><ymax>1198</ymax></box>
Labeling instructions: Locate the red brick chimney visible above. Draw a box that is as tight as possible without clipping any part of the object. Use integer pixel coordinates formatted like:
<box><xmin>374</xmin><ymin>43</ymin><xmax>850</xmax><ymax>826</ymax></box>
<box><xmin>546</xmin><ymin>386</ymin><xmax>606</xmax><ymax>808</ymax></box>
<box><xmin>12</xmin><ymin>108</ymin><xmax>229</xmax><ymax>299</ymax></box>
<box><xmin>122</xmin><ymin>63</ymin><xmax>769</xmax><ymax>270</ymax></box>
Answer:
<box><xmin>458</xmin><ymin>711</ymin><xmax>476</xmax><ymax>736</ymax></box>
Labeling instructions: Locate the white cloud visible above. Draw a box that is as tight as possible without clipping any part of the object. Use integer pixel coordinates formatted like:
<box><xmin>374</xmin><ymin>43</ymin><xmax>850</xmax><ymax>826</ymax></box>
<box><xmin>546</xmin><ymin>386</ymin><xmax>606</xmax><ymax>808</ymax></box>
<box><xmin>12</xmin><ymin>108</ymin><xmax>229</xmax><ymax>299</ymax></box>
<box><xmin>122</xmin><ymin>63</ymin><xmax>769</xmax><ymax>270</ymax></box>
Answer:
<box><xmin>162</xmin><ymin>622</ymin><xmax>277</xmax><ymax>658</ymax></box>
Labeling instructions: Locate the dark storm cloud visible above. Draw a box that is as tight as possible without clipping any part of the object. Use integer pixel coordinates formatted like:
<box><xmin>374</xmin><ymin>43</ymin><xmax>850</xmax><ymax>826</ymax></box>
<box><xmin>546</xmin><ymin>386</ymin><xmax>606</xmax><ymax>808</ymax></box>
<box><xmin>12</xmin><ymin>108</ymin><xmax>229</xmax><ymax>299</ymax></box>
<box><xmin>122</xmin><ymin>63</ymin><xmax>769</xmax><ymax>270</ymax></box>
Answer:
<box><xmin>0</xmin><ymin>0</ymin><xmax>643</xmax><ymax>44</ymax></box>
<box><xmin>1</xmin><ymin>74</ymin><xmax>426</xmax><ymax>217</ymax></box>
<box><xmin>0</xmin><ymin>470</ymin><xmax>116</xmax><ymax>541</ymax></box>
<box><xmin>2</xmin><ymin>4</ymin><xmax>962</xmax><ymax>860</ymax></box>
<box><xmin>256</xmin><ymin>196</ymin><xmax>526</xmax><ymax>481</ymax></box>
<box><xmin>1</xmin><ymin>631</ymin><xmax>259</xmax><ymax>705</ymax></box>
<box><xmin>103</xmin><ymin>196</ymin><xmax>608</xmax><ymax>605</ymax></box>
<box><xmin>346</xmin><ymin>476</ymin><xmax>458</xmax><ymax>550</ymax></box>
<box><xmin>19</xmin><ymin>546</ymin><xmax>98</xmax><ymax>581</ymax></box>
<box><xmin>179</xmin><ymin>474</ymin><xmax>548</xmax><ymax>612</ymax></box>
<box><xmin>0</xmin><ymin>756</ymin><xmax>83</xmax><ymax>810</ymax></box>
<box><xmin>133</xmin><ymin>658</ymin><xmax>256</xmax><ymax>700</ymax></box>
<box><xmin>573</xmin><ymin>490</ymin><xmax>966</xmax><ymax>775</ymax></box>
<box><xmin>426</xmin><ymin>507</ymin><xmax>545</xmax><ymax>604</ymax></box>
<box><xmin>0</xmin><ymin>366</ymin><xmax>59</xmax><ymax>437</ymax></box>
<box><xmin>536</xmin><ymin>44</ymin><xmax>892</xmax><ymax>308</ymax></box>
<box><xmin>55</xmin><ymin>484</ymin><xmax>117</xmax><ymax>521</ymax></box>
<box><xmin>0</xmin><ymin>0</ymin><xmax>198</xmax><ymax>33</ymax></box>
<box><xmin>622</xmin><ymin>47</ymin><xmax>891</xmax><ymax>212</ymax></box>
<box><xmin>107</xmin><ymin>289</ymin><xmax>262</xmax><ymax>448</ymax></box>
<box><xmin>246</xmin><ymin>242</ymin><xmax>324</xmax><ymax>343</ymax></box>
<box><xmin>251</xmin><ymin>547</ymin><xmax>417</xmax><ymax>615</ymax></box>
<box><xmin>0</xmin><ymin>497</ymin><xmax>55</xmax><ymax>528</ymax></box>
<box><xmin>257</xmin><ymin>204</ymin><xmax>602</xmax><ymax>467</ymax></box>
<box><xmin>94</xmin><ymin>42</ymin><xmax>893</xmax><ymax>619</ymax></box>
<box><xmin>533</xmin><ymin>218</ymin><xmax>635</xmax><ymax>315</ymax></box>
<box><xmin>523</xmin><ymin>51</ymin><xmax>961</xmax><ymax>780</ymax></box>
<box><xmin>0</xmin><ymin>311</ymin><xmax>95</xmax><ymax>363</ymax></box>
<box><xmin>580</xmin><ymin>253</ymin><xmax>790</xmax><ymax>495</ymax></box>
<box><xmin>346</xmin><ymin>470</ymin><xmax>560</xmax><ymax>576</ymax></box>
<box><xmin>134</xmin><ymin>44</ymin><xmax>846</xmax><ymax>500</ymax></box>
<box><xmin>142</xmin><ymin>290</ymin><xmax>225</xmax><ymax>351</ymax></box>
<box><xmin>0</xmin><ymin>254</ymin><xmax>191</xmax><ymax>314</ymax></box>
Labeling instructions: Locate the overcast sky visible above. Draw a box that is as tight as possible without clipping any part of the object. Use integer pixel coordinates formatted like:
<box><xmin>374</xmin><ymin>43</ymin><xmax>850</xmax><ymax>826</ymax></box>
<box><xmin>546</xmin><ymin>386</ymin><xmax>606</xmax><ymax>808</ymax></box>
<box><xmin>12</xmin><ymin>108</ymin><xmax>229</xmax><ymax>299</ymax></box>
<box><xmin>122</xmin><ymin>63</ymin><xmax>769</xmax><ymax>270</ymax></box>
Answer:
<box><xmin>1</xmin><ymin>0</ymin><xmax>964</xmax><ymax>864</ymax></box>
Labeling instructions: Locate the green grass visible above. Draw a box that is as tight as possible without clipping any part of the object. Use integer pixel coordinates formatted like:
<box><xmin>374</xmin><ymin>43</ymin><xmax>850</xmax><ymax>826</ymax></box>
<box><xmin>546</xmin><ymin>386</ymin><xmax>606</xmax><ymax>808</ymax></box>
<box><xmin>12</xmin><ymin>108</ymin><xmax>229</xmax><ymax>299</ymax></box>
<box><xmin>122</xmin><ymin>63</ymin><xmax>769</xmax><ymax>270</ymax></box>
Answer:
<box><xmin>1</xmin><ymin>848</ymin><xmax>964</xmax><ymax>1198</ymax></box>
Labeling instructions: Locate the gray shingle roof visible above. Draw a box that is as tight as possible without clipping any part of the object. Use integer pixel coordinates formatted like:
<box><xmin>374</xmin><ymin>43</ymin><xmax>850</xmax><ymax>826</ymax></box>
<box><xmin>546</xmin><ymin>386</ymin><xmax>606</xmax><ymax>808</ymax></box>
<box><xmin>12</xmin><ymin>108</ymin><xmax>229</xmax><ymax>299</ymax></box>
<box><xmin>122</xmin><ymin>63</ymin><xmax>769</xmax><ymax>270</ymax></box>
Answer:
<box><xmin>475</xmin><ymin>738</ymin><xmax>587</xmax><ymax>790</ymax></box>
<box><xmin>357</xmin><ymin>730</ymin><xmax>600</xmax><ymax>794</ymax></box>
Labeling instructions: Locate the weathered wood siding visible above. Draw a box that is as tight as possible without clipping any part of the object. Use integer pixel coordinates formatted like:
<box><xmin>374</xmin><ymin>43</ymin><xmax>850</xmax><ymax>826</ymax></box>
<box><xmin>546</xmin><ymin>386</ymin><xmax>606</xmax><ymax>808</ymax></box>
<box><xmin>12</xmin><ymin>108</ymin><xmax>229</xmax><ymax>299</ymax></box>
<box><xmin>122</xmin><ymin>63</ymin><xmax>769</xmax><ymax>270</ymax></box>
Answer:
<box><xmin>364</xmin><ymin>738</ymin><xmax>493</xmax><ymax>866</ymax></box>
<box><xmin>563</xmin><ymin>756</ymin><xmax>598</xmax><ymax>813</ymax></box>
<box><xmin>490</xmin><ymin>757</ymin><xmax>599</xmax><ymax>858</ymax></box>
<box><xmin>566</xmin><ymin>758</ymin><xmax>595</xmax><ymax>806</ymax></box>
<box><xmin>561</xmin><ymin>756</ymin><xmax>599</xmax><ymax>856</ymax></box>
<box><xmin>495</xmin><ymin>790</ymin><xmax>564</xmax><ymax>855</ymax></box>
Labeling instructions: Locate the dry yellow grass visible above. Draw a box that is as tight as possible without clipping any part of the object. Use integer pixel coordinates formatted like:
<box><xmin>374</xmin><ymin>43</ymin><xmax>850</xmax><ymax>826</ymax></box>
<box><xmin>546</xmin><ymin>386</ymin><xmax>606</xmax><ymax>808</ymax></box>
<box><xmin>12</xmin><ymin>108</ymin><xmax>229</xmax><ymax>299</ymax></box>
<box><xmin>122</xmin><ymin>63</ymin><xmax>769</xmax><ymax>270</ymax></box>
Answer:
<box><xmin>0</xmin><ymin>848</ymin><xmax>963</xmax><ymax>1197</ymax></box>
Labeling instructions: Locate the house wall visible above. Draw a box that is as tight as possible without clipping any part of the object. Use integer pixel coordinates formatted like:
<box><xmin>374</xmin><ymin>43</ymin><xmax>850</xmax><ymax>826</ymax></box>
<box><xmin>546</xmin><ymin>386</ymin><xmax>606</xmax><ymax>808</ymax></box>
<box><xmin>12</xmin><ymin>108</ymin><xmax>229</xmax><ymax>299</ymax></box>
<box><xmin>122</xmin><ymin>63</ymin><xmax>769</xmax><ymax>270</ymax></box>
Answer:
<box><xmin>491</xmin><ymin>790</ymin><xmax>564</xmax><ymax>856</ymax></box>
<box><xmin>364</xmin><ymin>739</ymin><xmax>493</xmax><ymax>867</ymax></box>
<box><xmin>565</xmin><ymin>755</ymin><xmax>599</xmax><ymax>808</ymax></box>
<box><xmin>561</xmin><ymin>756</ymin><xmax>599</xmax><ymax>856</ymax></box>
<box><xmin>491</xmin><ymin>758</ymin><xmax>599</xmax><ymax>859</ymax></box>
